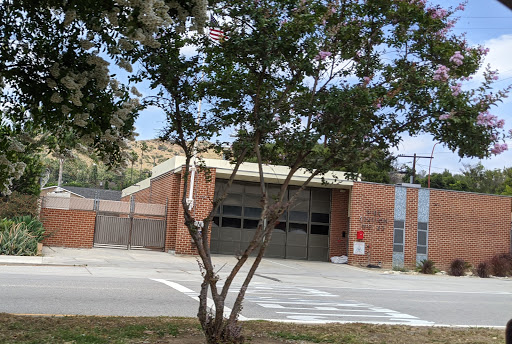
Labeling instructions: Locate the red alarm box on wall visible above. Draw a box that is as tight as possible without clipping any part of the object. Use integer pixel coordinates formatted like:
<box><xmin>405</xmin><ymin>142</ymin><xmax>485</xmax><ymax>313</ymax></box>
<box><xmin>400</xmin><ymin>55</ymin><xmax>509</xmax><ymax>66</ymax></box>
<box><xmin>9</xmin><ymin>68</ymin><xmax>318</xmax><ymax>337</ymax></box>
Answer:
<box><xmin>356</xmin><ymin>231</ymin><xmax>364</xmax><ymax>240</ymax></box>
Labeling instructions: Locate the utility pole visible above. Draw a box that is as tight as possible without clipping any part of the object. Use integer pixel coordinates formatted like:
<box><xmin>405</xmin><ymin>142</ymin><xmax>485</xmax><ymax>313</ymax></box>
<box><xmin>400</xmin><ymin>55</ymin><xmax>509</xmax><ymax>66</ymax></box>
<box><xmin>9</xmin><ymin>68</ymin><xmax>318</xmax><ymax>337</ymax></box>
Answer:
<box><xmin>397</xmin><ymin>154</ymin><xmax>431</xmax><ymax>184</ymax></box>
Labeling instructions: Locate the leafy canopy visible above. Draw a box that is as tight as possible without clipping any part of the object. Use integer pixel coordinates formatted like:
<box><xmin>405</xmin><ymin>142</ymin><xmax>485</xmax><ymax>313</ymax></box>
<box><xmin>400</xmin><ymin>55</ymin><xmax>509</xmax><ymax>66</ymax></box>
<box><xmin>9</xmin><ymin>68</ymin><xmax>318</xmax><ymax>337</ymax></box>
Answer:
<box><xmin>0</xmin><ymin>0</ymin><xmax>208</xmax><ymax>195</ymax></box>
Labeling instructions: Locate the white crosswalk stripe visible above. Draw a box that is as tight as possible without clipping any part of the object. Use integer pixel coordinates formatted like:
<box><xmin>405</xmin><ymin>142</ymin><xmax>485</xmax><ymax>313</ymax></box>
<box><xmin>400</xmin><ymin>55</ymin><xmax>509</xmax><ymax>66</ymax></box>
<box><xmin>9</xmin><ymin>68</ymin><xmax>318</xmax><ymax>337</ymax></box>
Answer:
<box><xmin>238</xmin><ymin>284</ymin><xmax>434</xmax><ymax>325</ymax></box>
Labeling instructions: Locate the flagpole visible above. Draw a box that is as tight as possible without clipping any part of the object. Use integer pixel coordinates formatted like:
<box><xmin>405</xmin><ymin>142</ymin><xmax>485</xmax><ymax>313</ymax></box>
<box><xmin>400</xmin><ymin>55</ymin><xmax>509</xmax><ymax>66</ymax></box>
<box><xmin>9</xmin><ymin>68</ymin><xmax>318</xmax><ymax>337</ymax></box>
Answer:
<box><xmin>186</xmin><ymin>44</ymin><xmax>206</xmax><ymax>211</ymax></box>
<box><xmin>186</xmin><ymin>15</ymin><xmax>222</xmax><ymax>211</ymax></box>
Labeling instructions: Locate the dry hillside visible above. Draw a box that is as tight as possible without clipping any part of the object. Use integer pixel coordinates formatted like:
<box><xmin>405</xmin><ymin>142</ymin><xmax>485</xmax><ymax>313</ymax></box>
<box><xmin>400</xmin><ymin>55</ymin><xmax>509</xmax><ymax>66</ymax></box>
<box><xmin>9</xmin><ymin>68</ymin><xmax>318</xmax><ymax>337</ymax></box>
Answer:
<box><xmin>128</xmin><ymin>140</ymin><xmax>222</xmax><ymax>170</ymax></box>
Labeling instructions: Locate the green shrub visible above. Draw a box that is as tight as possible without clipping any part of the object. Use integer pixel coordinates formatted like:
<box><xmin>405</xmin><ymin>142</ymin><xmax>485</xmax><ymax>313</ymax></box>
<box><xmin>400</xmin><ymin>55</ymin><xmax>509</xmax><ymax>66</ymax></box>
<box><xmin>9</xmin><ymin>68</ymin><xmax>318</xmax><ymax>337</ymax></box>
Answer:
<box><xmin>0</xmin><ymin>218</ymin><xmax>15</xmax><ymax>232</ymax></box>
<box><xmin>0</xmin><ymin>223</ymin><xmax>39</xmax><ymax>256</ymax></box>
<box><xmin>416</xmin><ymin>259</ymin><xmax>437</xmax><ymax>274</ymax></box>
<box><xmin>0</xmin><ymin>192</ymin><xmax>39</xmax><ymax>219</ymax></box>
<box><xmin>448</xmin><ymin>258</ymin><xmax>470</xmax><ymax>276</ymax></box>
<box><xmin>475</xmin><ymin>261</ymin><xmax>490</xmax><ymax>278</ymax></box>
<box><xmin>13</xmin><ymin>215</ymin><xmax>45</xmax><ymax>242</ymax></box>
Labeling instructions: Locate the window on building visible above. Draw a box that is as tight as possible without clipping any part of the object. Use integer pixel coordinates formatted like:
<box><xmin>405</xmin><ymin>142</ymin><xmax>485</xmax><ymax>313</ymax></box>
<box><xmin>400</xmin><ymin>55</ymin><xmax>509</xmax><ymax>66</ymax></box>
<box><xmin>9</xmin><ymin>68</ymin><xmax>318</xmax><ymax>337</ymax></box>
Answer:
<box><xmin>393</xmin><ymin>220</ymin><xmax>405</xmax><ymax>253</ymax></box>
<box><xmin>417</xmin><ymin>222</ymin><xmax>428</xmax><ymax>255</ymax></box>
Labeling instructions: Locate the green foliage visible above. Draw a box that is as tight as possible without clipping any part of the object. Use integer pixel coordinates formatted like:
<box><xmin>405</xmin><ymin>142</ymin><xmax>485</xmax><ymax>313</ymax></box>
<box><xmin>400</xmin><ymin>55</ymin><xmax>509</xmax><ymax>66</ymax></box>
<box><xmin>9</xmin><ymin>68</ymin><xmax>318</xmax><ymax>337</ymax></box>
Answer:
<box><xmin>0</xmin><ymin>0</ymin><xmax>208</xmax><ymax>196</ymax></box>
<box><xmin>13</xmin><ymin>215</ymin><xmax>45</xmax><ymax>242</ymax></box>
<box><xmin>414</xmin><ymin>163</ymin><xmax>512</xmax><ymax>195</ymax></box>
<box><xmin>0</xmin><ymin>191</ymin><xmax>39</xmax><ymax>219</ymax></box>
<box><xmin>0</xmin><ymin>223</ymin><xmax>37</xmax><ymax>256</ymax></box>
<box><xmin>41</xmin><ymin>156</ymin><xmax>149</xmax><ymax>190</ymax></box>
<box><xmin>416</xmin><ymin>259</ymin><xmax>437</xmax><ymax>274</ymax></box>
<box><xmin>0</xmin><ymin>216</ymin><xmax>45</xmax><ymax>256</ymax></box>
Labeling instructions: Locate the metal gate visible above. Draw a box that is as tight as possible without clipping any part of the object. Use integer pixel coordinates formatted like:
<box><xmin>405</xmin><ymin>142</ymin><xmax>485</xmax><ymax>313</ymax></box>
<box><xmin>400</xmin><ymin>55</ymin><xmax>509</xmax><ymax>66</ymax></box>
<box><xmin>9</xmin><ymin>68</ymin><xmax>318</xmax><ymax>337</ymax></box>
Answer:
<box><xmin>93</xmin><ymin>198</ymin><xmax>167</xmax><ymax>251</ymax></box>
<box><xmin>93</xmin><ymin>216</ymin><xmax>166</xmax><ymax>250</ymax></box>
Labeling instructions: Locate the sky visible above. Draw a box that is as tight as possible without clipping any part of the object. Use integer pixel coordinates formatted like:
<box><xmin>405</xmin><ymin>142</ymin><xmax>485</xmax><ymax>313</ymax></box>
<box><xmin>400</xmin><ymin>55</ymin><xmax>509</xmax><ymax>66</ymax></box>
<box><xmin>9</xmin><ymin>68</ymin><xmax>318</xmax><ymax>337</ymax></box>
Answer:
<box><xmin>132</xmin><ymin>0</ymin><xmax>512</xmax><ymax>175</ymax></box>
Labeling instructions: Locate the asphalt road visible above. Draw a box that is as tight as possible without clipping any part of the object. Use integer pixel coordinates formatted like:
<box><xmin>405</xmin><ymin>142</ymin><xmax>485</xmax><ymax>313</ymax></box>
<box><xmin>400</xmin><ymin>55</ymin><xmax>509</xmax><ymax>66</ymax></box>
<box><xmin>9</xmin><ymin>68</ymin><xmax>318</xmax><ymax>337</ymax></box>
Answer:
<box><xmin>0</xmin><ymin>255</ymin><xmax>511</xmax><ymax>327</ymax></box>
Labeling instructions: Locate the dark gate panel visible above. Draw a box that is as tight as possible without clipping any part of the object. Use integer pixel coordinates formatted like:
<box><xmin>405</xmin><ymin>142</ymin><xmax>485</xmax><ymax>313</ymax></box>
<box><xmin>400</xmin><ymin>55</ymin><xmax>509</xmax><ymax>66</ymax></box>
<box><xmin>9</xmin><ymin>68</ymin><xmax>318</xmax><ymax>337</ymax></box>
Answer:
<box><xmin>94</xmin><ymin>215</ymin><xmax>166</xmax><ymax>251</ymax></box>
<box><xmin>94</xmin><ymin>215</ymin><xmax>130</xmax><ymax>249</ymax></box>
<box><xmin>131</xmin><ymin>218</ymin><xmax>166</xmax><ymax>250</ymax></box>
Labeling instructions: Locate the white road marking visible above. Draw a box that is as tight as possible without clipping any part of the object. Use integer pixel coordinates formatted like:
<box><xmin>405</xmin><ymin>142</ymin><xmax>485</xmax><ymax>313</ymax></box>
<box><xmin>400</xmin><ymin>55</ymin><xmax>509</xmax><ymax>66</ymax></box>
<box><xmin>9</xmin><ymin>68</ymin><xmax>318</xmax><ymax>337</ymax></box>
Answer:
<box><xmin>301</xmin><ymin>285</ymin><xmax>512</xmax><ymax>295</ymax></box>
<box><xmin>150</xmin><ymin>279</ymin><xmax>248</xmax><ymax>320</ymax></box>
<box><xmin>242</xmin><ymin>285</ymin><xmax>433</xmax><ymax>325</ymax></box>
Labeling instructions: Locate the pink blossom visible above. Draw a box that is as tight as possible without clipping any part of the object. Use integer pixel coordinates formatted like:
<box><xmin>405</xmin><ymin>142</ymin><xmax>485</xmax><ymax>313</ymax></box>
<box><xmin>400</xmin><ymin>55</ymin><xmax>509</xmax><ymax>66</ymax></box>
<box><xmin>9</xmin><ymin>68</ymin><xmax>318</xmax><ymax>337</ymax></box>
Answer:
<box><xmin>456</xmin><ymin>3</ymin><xmax>466</xmax><ymax>11</ymax></box>
<box><xmin>376</xmin><ymin>102</ymin><xmax>381</xmax><ymax>109</ymax></box>
<box><xmin>439</xmin><ymin>113</ymin><xmax>452</xmax><ymax>120</ymax></box>
<box><xmin>430</xmin><ymin>8</ymin><xmax>448</xmax><ymax>19</ymax></box>
<box><xmin>478</xmin><ymin>46</ymin><xmax>490</xmax><ymax>55</ymax></box>
<box><xmin>449</xmin><ymin>51</ymin><xmax>464</xmax><ymax>66</ymax></box>
<box><xmin>476</xmin><ymin>111</ymin><xmax>504</xmax><ymax>128</ymax></box>
<box><xmin>490</xmin><ymin>143</ymin><xmax>508</xmax><ymax>155</ymax></box>
<box><xmin>433</xmin><ymin>65</ymin><xmax>450</xmax><ymax>81</ymax></box>
<box><xmin>451</xmin><ymin>83</ymin><xmax>462</xmax><ymax>96</ymax></box>
<box><xmin>315</xmin><ymin>51</ymin><xmax>332</xmax><ymax>61</ymax></box>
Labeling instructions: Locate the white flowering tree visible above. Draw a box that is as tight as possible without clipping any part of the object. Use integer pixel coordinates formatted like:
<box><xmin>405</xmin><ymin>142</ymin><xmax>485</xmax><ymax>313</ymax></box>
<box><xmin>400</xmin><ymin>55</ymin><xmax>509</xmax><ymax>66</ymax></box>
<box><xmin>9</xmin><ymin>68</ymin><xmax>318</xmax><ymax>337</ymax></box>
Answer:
<box><xmin>135</xmin><ymin>1</ymin><xmax>511</xmax><ymax>343</ymax></box>
<box><xmin>0</xmin><ymin>0</ymin><xmax>208</xmax><ymax>195</ymax></box>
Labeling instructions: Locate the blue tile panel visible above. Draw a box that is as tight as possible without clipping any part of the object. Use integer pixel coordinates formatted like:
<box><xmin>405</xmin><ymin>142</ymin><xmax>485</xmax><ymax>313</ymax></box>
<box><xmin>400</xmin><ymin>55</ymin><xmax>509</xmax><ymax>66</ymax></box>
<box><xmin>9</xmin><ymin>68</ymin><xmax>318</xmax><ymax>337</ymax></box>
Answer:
<box><xmin>394</xmin><ymin>186</ymin><xmax>407</xmax><ymax>221</ymax></box>
<box><xmin>393</xmin><ymin>186</ymin><xmax>407</xmax><ymax>268</ymax></box>
<box><xmin>417</xmin><ymin>188</ymin><xmax>430</xmax><ymax>223</ymax></box>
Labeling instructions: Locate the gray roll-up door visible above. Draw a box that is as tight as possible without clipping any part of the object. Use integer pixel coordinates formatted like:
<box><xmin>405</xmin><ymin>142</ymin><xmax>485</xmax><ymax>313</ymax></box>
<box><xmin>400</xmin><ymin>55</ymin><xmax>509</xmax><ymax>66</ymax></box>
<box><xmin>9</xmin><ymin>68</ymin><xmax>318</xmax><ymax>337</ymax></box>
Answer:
<box><xmin>210</xmin><ymin>181</ymin><xmax>331</xmax><ymax>261</ymax></box>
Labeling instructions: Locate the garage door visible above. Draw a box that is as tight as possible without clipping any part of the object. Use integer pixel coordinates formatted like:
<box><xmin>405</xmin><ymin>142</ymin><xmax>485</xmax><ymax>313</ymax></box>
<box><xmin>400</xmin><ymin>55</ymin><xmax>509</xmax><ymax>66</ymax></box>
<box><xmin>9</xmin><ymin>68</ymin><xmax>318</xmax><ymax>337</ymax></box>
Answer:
<box><xmin>210</xmin><ymin>181</ymin><xmax>331</xmax><ymax>261</ymax></box>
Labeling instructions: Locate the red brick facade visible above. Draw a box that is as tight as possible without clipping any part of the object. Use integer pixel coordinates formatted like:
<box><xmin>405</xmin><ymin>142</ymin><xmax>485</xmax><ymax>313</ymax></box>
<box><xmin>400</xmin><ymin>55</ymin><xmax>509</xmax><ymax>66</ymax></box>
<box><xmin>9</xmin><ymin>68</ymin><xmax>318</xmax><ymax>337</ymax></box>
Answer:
<box><xmin>348</xmin><ymin>183</ymin><xmax>395</xmax><ymax>267</ymax></box>
<box><xmin>329</xmin><ymin>189</ymin><xmax>350</xmax><ymax>257</ymax></box>
<box><xmin>40</xmin><ymin>167</ymin><xmax>511</xmax><ymax>269</ymax></box>
<box><xmin>41</xmin><ymin>208</ymin><xmax>96</xmax><ymax>248</ymax></box>
<box><xmin>428</xmin><ymin>189</ymin><xmax>511</xmax><ymax>269</ymax></box>
<box><xmin>347</xmin><ymin>182</ymin><xmax>512</xmax><ymax>270</ymax></box>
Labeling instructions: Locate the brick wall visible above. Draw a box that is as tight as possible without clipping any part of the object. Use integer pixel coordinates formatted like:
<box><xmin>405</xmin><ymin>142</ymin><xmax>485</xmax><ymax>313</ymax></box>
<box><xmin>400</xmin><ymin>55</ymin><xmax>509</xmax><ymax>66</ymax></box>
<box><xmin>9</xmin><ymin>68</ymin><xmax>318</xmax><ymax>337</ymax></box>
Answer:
<box><xmin>429</xmin><ymin>189</ymin><xmax>511</xmax><ymax>270</ymax></box>
<box><xmin>174</xmin><ymin>168</ymin><xmax>216</xmax><ymax>255</ymax></box>
<box><xmin>150</xmin><ymin>172</ymin><xmax>181</xmax><ymax>252</ymax></box>
<box><xmin>404</xmin><ymin>188</ymin><xmax>418</xmax><ymax>267</ymax></box>
<box><xmin>329</xmin><ymin>189</ymin><xmax>350</xmax><ymax>257</ymax></box>
<box><xmin>346</xmin><ymin>182</ymin><xmax>511</xmax><ymax>270</ymax></box>
<box><xmin>348</xmin><ymin>182</ymin><xmax>395</xmax><ymax>268</ymax></box>
<box><xmin>41</xmin><ymin>208</ymin><xmax>96</xmax><ymax>248</ymax></box>
<box><xmin>132</xmin><ymin>188</ymin><xmax>151</xmax><ymax>203</ymax></box>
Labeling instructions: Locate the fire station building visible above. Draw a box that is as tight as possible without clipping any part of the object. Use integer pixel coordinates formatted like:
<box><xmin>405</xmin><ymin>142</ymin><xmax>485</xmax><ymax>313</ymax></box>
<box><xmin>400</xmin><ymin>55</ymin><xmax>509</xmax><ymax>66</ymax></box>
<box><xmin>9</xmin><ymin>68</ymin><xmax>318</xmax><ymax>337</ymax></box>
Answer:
<box><xmin>121</xmin><ymin>156</ymin><xmax>512</xmax><ymax>270</ymax></box>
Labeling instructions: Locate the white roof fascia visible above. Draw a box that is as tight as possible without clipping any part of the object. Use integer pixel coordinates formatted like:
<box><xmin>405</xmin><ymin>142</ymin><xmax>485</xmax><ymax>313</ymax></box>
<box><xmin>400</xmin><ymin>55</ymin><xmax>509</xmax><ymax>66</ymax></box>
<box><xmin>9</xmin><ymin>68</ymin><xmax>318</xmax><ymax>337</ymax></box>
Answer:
<box><xmin>122</xmin><ymin>156</ymin><xmax>355</xmax><ymax>196</ymax></box>
<box><xmin>121</xmin><ymin>177</ymin><xmax>151</xmax><ymax>198</ymax></box>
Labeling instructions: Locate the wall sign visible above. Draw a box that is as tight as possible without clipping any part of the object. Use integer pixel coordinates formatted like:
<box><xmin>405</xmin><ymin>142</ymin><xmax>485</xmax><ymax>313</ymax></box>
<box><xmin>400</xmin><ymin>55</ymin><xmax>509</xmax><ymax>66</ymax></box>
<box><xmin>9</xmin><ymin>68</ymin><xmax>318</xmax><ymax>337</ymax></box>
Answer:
<box><xmin>360</xmin><ymin>209</ymin><xmax>388</xmax><ymax>231</ymax></box>
<box><xmin>353</xmin><ymin>242</ymin><xmax>365</xmax><ymax>255</ymax></box>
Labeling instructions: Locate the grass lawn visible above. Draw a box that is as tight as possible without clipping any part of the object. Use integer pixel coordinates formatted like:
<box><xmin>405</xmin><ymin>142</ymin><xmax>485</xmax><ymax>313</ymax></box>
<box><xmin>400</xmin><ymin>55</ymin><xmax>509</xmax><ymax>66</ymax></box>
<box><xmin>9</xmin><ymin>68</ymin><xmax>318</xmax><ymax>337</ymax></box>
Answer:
<box><xmin>0</xmin><ymin>313</ymin><xmax>506</xmax><ymax>344</ymax></box>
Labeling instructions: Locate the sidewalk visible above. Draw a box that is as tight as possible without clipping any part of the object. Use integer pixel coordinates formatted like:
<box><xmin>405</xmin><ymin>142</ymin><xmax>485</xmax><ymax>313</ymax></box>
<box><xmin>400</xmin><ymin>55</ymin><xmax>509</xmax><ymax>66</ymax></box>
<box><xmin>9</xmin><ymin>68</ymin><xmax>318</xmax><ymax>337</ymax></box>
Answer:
<box><xmin>0</xmin><ymin>246</ymin><xmax>186</xmax><ymax>268</ymax></box>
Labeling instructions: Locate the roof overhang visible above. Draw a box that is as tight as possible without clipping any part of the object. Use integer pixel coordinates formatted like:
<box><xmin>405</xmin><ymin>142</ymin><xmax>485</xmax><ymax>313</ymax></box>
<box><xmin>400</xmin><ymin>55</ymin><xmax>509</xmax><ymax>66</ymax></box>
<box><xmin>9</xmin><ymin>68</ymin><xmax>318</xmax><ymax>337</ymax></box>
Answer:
<box><xmin>122</xmin><ymin>156</ymin><xmax>356</xmax><ymax>197</ymax></box>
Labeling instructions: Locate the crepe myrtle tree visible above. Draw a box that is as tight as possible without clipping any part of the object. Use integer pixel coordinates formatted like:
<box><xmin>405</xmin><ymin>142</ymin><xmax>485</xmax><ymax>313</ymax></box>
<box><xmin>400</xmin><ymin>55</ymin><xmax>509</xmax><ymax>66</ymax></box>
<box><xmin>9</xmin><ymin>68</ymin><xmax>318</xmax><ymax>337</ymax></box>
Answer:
<box><xmin>135</xmin><ymin>0</ymin><xmax>510</xmax><ymax>342</ymax></box>
<box><xmin>0</xmin><ymin>0</ymin><xmax>208</xmax><ymax>195</ymax></box>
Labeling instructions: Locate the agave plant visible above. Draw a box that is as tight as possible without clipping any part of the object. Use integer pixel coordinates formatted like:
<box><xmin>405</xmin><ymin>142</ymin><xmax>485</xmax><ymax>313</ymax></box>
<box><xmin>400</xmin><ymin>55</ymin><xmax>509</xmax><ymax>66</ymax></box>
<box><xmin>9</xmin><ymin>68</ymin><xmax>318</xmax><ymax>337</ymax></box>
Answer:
<box><xmin>13</xmin><ymin>215</ymin><xmax>46</xmax><ymax>242</ymax></box>
<box><xmin>0</xmin><ymin>222</ymin><xmax>38</xmax><ymax>256</ymax></box>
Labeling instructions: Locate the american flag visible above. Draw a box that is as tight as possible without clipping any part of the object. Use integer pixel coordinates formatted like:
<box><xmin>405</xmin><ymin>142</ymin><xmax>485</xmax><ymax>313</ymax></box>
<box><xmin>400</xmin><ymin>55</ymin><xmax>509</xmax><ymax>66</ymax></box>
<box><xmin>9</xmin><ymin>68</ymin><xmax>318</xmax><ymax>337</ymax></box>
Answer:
<box><xmin>209</xmin><ymin>14</ymin><xmax>225</xmax><ymax>41</ymax></box>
